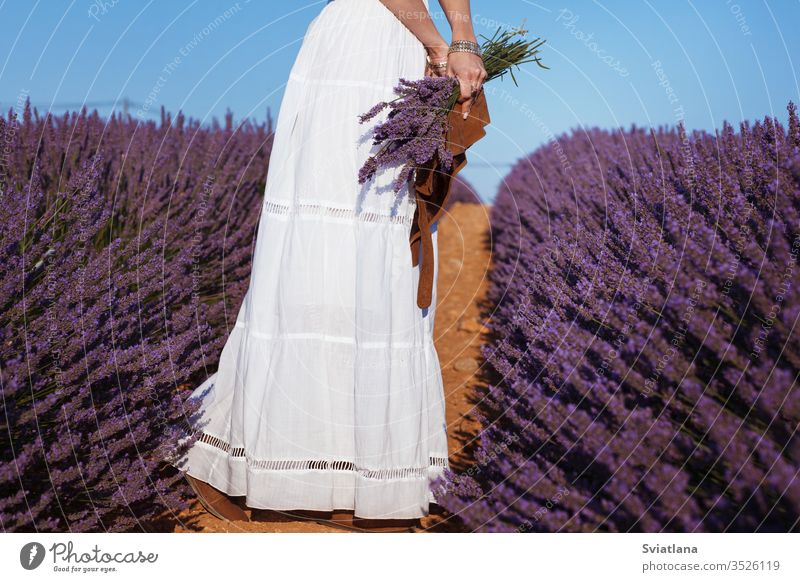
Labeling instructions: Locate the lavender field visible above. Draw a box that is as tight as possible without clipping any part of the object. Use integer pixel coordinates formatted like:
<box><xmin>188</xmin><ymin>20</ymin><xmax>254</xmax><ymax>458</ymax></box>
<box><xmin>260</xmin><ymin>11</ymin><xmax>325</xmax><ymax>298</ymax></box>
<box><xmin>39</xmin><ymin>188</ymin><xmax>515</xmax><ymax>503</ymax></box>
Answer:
<box><xmin>2</xmin><ymin>98</ymin><xmax>798</xmax><ymax>533</ymax></box>
<box><xmin>0</xmin><ymin>102</ymin><xmax>273</xmax><ymax>531</ymax></box>
<box><xmin>435</xmin><ymin>103</ymin><xmax>800</xmax><ymax>532</ymax></box>
<box><xmin>0</xmin><ymin>100</ymin><xmax>481</xmax><ymax>532</ymax></box>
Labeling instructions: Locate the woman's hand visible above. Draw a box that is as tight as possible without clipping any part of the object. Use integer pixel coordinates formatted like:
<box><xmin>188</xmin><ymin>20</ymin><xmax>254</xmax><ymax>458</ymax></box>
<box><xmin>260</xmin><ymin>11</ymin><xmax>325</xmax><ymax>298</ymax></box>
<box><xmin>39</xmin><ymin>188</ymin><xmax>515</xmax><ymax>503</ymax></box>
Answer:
<box><xmin>447</xmin><ymin>48</ymin><xmax>487</xmax><ymax>119</ymax></box>
<box><xmin>424</xmin><ymin>44</ymin><xmax>450</xmax><ymax>77</ymax></box>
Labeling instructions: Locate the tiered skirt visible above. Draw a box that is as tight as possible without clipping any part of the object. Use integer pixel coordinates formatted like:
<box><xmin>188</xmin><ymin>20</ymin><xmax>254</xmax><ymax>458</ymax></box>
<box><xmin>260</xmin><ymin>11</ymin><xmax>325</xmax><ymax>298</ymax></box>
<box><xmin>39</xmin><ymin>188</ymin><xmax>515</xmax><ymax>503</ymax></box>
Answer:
<box><xmin>166</xmin><ymin>0</ymin><xmax>449</xmax><ymax>519</ymax></box>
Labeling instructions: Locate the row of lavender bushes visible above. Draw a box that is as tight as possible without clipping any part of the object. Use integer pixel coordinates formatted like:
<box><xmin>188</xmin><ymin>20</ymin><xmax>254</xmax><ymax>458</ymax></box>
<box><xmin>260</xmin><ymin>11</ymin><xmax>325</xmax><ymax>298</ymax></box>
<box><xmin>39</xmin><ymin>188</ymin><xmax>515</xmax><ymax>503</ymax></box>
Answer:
<box><xmin>446</xmin><ymin>175</ymin><xmax>482</xmax><ymax>206</ymax></box>
<box><xmin>436</xmin><ymin>103</ymin><xmax>800</xmax><ymax>532</ymax></box>
<box><xmin>0</xmin><ymin>102</ymin><xmax>273</xmax><ymax>531</ymax></box>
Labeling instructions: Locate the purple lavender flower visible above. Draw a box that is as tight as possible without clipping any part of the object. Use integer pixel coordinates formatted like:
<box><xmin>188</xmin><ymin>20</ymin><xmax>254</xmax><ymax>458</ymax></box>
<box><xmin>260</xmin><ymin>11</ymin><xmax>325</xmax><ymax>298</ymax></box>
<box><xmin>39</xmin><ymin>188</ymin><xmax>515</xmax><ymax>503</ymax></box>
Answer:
<box><xmin>433</xmin><ymin>102</ymin><xmax>800</xmax><ymax>533</ymax></box>
<box><xmin>358</xmin><ymin>76</ymin><xmax>458</xmax><ymax>192</ymax></box>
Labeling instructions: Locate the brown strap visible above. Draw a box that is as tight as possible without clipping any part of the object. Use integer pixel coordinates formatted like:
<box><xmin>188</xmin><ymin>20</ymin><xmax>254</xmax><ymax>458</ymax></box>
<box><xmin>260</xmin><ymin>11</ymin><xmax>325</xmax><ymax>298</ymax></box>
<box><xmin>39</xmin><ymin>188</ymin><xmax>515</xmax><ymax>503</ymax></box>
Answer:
<box><xmin>409</xmin><ymin>91</ymin><xmax>491</xmax><ymax>310</ymax></box>
<box><xmin>415</xmin><ymin>188</ymin><xmax>434</xmax><ymax>309</ymax></box>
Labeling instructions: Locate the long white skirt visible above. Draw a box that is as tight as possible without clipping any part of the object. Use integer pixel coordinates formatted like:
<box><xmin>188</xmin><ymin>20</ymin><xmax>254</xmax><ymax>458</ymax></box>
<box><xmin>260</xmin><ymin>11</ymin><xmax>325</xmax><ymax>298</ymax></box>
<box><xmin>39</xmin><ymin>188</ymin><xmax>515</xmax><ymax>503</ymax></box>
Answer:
<box><xmin>167</xmin><ymin>0</ymin><xmax>450</xmax><ymax>519</ymax></box>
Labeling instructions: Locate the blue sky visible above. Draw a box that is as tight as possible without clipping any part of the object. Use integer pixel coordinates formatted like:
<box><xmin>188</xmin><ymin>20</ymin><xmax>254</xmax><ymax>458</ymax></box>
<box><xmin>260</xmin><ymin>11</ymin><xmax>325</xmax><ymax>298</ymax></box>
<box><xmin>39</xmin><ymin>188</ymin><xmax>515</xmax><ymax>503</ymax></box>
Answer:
<box><xmin>1</xmin><ymin>0</ymin><xmax>798</xmax><ymax>201</ymax></box>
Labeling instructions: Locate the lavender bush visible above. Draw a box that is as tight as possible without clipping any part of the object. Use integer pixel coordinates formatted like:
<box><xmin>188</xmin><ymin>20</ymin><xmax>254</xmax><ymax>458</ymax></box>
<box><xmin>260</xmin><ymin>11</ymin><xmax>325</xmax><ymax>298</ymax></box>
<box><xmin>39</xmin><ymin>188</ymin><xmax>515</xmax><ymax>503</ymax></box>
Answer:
<box><xmin>446</xmin><ymin>176</ymin><xmax>482</xmax><ymax>207</ymax></box>
<box><xmin>435</xmin><ymin>103</ymin><xmax>800</xmax><ymax>532</ymax></box>
<box><xmin>0</xmin><ymin>101</ymin><xmax>273</xmax><ymax>531</ymax></box>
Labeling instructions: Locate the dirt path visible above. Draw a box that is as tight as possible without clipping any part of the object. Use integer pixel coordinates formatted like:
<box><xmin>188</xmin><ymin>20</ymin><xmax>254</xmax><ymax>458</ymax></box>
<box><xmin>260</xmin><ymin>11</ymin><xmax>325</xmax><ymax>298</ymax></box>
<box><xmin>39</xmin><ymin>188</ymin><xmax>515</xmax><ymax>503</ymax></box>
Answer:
<box><xmin>169</xmin><ymin>202</ymin><xmax>492</xmax><ymax>533</ymax></box>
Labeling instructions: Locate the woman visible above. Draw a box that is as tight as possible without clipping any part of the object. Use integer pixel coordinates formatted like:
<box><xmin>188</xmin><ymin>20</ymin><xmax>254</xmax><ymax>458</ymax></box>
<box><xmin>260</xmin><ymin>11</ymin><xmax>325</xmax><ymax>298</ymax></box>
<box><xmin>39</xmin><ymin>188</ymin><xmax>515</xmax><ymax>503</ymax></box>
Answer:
<box><xmin>166</xmin><ymin>0</ymin><xmax>487</xmax><ymax>531</ymax></box>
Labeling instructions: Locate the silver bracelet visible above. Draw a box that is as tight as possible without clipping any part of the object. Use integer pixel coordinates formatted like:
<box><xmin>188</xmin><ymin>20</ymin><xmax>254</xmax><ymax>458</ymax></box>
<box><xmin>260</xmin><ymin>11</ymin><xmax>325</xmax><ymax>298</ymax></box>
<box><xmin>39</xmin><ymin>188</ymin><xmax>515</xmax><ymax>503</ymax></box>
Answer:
<box><xmin>448</xmin><ymin>39</ymin><xmax>482</xmax><ymax>57</ymax></box>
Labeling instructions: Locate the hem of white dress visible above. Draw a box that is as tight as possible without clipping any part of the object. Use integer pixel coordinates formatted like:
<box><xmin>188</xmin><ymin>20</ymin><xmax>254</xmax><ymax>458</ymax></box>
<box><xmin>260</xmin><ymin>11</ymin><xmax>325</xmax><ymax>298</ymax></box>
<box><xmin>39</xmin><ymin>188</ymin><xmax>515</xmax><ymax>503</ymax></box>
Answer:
<box><xmin>166</xmin><ymin>432</ymin><xmax>451</xmax><ymax>520</ymax></box>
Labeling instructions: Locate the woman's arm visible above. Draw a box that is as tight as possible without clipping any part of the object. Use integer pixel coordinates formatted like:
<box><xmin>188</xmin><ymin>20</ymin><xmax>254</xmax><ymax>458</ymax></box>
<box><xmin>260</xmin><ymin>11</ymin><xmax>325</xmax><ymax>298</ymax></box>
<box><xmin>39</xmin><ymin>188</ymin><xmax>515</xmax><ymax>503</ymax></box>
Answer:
<box><xmin>378</xmin><ymin>0</ymin><xmax>449</xmax><ymax>66</ymax></box>
<box><xmin>437</xmin><ymin>0</ymin><xmax>477</xmax><ymax>42</ymax></box>
<box><xmin>437</xmin><ymin>0</ymin><xmax>487</xmax><ymax>117</ymax></box>
<box><xmin>380</xmin><ymin>0</ymin><xmax>487</xmax><ymax>116</ymax></box>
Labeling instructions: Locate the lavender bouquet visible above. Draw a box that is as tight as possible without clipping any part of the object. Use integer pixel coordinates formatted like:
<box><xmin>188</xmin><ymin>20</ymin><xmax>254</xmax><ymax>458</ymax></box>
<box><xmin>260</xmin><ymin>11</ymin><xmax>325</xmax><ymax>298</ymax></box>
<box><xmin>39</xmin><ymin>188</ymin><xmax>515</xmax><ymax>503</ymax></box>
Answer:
<box><xmin>357</xmin><ymin>24</ymin><xmax>548</xmax><ymax>192</ymax></box>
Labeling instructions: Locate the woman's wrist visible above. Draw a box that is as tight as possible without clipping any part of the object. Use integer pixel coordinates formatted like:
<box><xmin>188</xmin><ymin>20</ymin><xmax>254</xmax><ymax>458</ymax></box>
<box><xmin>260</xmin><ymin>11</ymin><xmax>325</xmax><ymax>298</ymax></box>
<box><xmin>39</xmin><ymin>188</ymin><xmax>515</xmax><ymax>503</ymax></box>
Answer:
<box><xmin>451</xmin><ymin>35</ymin><xmax>478</xmax><ymax>46</ymax></box>
<box><xmin>450</xmin><ymin>21</ymin><xmax>477</xmax><ymax>43</ymax></box>
<box><xmin>425</xmin><ymin>39</ymin><xmax>450</xmax><ymax>60</ymax></box>
<box><xmin>425</xmin><ymin>43</ymin><xmax>450</xmax><ymax>63</ymax></box>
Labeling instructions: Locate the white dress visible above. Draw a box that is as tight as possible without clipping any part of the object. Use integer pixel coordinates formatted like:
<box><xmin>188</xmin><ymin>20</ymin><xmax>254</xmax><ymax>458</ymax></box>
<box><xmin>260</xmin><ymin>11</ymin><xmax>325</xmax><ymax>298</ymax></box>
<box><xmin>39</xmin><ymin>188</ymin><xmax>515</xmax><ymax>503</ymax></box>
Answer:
<box><xmin>166</xmin><ymin>0</ymin><xmax>449</xmax><ymax>519</ymax></box>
